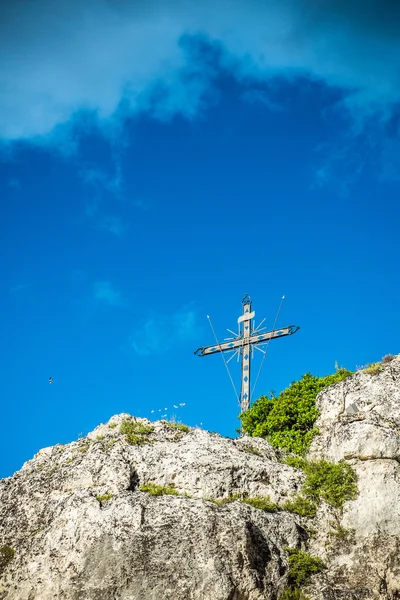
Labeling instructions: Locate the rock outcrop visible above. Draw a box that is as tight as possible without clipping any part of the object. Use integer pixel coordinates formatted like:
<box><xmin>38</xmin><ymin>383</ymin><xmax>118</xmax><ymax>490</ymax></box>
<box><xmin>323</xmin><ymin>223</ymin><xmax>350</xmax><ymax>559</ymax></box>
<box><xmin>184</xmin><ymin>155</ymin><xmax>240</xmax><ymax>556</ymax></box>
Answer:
<box><xmin>0</xmin><ymin>355</ymin><xmax>399</xmax><ymax>599</ymax></box>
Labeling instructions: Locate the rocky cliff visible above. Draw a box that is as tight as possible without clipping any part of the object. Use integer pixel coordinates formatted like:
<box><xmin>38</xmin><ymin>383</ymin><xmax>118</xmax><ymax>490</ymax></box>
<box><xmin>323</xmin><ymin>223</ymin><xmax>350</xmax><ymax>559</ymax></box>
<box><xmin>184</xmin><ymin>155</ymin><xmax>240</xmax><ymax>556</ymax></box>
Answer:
<box><xmin>0</xmin><ymin>355</ymin><xmax>399</xmax><ymax>600</ymax></box>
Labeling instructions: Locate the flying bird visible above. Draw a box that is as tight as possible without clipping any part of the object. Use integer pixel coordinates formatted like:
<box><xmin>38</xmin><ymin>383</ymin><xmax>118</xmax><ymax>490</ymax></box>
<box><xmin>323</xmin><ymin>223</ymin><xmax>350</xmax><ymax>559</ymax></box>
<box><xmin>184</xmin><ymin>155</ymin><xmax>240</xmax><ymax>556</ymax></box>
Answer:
<box><xmin>49</xmin><ymin>377</ymin><xmax>53</xmax><ymax>384</ymax></box>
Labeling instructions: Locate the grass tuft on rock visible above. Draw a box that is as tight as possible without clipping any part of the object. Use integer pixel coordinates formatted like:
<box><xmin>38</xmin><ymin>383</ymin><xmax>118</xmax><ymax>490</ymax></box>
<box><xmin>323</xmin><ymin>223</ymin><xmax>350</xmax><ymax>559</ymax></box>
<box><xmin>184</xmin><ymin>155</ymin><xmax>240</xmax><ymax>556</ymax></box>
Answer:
<box><xmin>282</xmin><ymin>495</ymin><xmax>317</xmax><ymax>518</ymax></box>
<box><xmin>286</xmin><ymin>548</ymin><xmax>326</xmax><ymax>586</ymax></box>
<box><xmin>140</xmin><ymin>482</ymin><xmax>180</xmax><ymax>496</ymax></box>
<box><xmin>0</xmin><ymin>546</ymin><xmax>15</xmax><ymax>574</ymax></box>
<box><xmin>120</xmin><ymin>419</ymin><xmax>154</xmax><ymax>445</ymax></box>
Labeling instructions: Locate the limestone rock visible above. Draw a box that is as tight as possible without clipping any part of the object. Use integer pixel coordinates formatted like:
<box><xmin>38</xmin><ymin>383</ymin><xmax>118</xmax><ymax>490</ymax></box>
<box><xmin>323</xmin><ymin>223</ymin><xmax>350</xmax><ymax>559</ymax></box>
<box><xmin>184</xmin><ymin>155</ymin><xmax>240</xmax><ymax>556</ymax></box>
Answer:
<box><xmin>2</xmin><ymin>355</ymin><xmax>400</xmax><ymax>599</ymax></box>
<box><xmin>307</xmin><ymin>355</ymin><xmax>400</xmax><ymax>599</ymax></box>
<box><xmin>0</xmin><ymin>416</ymin><xmax>305</xmax><ymax>600</ymax></box>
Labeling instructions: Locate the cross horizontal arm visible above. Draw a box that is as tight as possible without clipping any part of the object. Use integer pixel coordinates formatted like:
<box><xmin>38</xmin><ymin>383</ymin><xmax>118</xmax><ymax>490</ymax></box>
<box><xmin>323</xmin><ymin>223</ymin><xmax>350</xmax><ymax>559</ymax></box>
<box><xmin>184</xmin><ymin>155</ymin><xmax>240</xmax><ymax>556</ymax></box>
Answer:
<box><xmin>194</xmin><ymin>325</ymin><xmax>299</xmax><ymax>357</ymax></box>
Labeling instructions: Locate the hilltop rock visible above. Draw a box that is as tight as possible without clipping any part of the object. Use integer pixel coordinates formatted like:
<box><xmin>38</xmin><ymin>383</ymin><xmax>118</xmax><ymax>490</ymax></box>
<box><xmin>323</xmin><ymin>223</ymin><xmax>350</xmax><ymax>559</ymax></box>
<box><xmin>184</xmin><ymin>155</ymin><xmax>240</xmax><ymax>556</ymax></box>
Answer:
<box><xmin>1</xmin><ymin>355</ymin><xmax>399</xmax><ymax>599</ymax></box>
<box><xmin>0</xmin><ymin>416</ymin><xmax>305</xmax><ymax>600</ymax></box>
<box><xmin>307</xmin><ymin>355</ymin><xmax>400</xmax><ymax>599</ymax></box>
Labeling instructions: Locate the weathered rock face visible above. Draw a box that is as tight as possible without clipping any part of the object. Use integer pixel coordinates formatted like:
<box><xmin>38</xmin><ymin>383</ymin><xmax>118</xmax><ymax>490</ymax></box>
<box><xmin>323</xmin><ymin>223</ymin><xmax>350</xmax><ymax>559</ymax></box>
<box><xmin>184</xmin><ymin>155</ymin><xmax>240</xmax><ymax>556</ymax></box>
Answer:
<box><xmin>0</xmin><ymin>417</ymin><xmax>305</xmax><ymax>600</ymax></box>
<box><xmin>0</xmin><ymin>355</ymin><xmax>399</xmax><ymax>599</ymax></box>
<box><xmin>308</xmin><ymin>355</ymin><xmax>400</xmax><ymax>600</ymax></box>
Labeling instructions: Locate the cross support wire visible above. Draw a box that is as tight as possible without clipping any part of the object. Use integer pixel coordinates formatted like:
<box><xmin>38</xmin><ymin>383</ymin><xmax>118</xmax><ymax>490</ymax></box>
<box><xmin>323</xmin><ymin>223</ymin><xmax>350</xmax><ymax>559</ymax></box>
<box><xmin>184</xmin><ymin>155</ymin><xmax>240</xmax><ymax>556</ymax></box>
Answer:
<box><xmin>194</xmin><ymin>295</ymin><xmax>300</xmax><ymax>413</ymax></box>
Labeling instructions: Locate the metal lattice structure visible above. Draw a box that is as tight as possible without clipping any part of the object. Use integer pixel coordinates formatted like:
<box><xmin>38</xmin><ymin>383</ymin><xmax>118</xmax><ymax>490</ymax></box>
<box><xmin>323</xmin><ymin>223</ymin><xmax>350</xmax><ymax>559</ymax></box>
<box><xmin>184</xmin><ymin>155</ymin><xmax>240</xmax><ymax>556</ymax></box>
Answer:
<box><xmin>194</xmin><ymin>295</ymin><xmax>300</xmax><ymax>413</ymax></box>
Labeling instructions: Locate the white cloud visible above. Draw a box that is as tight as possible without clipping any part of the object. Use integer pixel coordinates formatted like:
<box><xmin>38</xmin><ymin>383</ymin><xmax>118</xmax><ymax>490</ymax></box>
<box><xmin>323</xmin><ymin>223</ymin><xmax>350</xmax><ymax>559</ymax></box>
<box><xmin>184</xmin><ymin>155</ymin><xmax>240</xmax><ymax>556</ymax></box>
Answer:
<box><xmin>131</xmin><ymin>305</ymin><xmax>200</xmax><ymax>356</ymax></box>
<box><xmin>93</xmin><ymin>281</ymin><xmax>123</xmax><ymax>306</ymax></box>
<box><xmin>1</xmin><ymin>0</ymin><xmax>400</xmax><ymax>143</ymax></box>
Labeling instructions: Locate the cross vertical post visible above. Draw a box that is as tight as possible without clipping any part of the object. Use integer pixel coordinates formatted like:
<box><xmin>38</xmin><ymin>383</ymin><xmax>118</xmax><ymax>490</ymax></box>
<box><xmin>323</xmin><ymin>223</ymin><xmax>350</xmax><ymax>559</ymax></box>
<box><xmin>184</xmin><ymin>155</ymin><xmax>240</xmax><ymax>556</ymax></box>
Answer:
<box><xmin>239</xmin><ymin>295</ymin><xmax>254</xmax><ymax>412</ymax></box>
<box><xmin>194</xmin><ymin>295</ymin><xmax>299</xmax><ymax>413</ymax></box>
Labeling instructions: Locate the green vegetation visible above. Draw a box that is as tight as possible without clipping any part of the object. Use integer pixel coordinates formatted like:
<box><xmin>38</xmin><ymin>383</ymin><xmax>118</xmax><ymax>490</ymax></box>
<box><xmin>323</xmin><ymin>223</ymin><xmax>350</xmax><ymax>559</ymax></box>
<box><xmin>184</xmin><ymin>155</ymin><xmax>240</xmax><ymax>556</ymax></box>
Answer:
<box><xmin>168</xmin><ymin>423</ymin><xmax>190</xmax><ymax>433</ymax></box>
<box><xmin>329</xmin><ymin>524</ymin><xmax>355</xmax><ymax>541</ymax></box>
<box><xmin>109</xmin><ymin>422</ymin><xmax>117</xmax><ymax>429</ymax></box>
<box><xmin>205</xmin><ymin>494</ymin><xmax>243</xmax><ymax>505</ymax></box>
<box><xmin>96</xmin><ymin>493</ymin><xmax>114</xmax><ymax>503</ymax></box>
<box><xmin>364</xmin><ymin>362</ymin><xmax>383</xmax><ymax>375</ymax></box>
<box><xmin>286</xmin><ymin>548</ymin><xmax>326</xmax><ymax>586</ymax></box>
<box><xmin>242</xmin><ymin>496</ymin><xmax>279</xmax><ymax>512</ymax></box>
<box><xmin>79</xmin><ymin>444</ymin><xmax>90</xmax><ymax>453</ymax></box>
<box><xmin>64</xmin><ymin>455</ymin><xmax>77</xmax><ymax>464</ymax></box>
<box><xmin>104</xmin><ymin>439</ymin><xmax>118</xmax><ymax>452</ymax></box>
<box><xmin>96</xmin><ymin>435</ymin><xmax>105</xmax><ymax>441</ymax></box>
<box><xmin>279</xmin><ymin>589</ymin><xmax>309</xmax><ymax>600</ymax></box>
<box><xmin>282</xmin><ymin>495</ymin><xmax>317</xmax><ymax>518</ymax></box>
<box><xmin>284</xmin><ymin>456</ymin><xmax>307</xmax><ymax>470</ymax></box>
<box><xmin>0</xmin><ymin>546</ymin><xmax>15</xmax><ymax>573</ymax></box>
<box><xmin>120</xmin><ymin>419</ymin><xmax>154</xmax><ymax>445</ymax></box>
<box><xmin>240</xmin><ymin>370</ymin><xmax>353</xmax><ymax>455</ymax></box>
<box><xmin>140</xmin><ymin>482</ymin><xmax>180</xmax><ymax>496</ymax></box>
<box><xmin>302</xmin><ymin>460</ymin><xmax>358</xmax><ymax>509</ymax></box>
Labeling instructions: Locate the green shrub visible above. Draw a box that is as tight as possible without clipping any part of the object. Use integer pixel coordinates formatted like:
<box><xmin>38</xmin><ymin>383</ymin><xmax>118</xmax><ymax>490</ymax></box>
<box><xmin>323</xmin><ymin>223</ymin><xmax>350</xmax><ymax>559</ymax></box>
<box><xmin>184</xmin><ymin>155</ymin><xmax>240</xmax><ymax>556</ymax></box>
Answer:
<box><xmin>302</xmin><ymin>460</ymin><xmax>358</xmax><ymax>509</ymax></box>
<box><xmin>240</xmin><ymin>370</ymin><xmax>353</xmax><ymax>455</ymax></box>
<box><xmin>120</xmin><ymin>419</ymin><xmax>154</xmax><ymax>445</ymax></box>
<box><xmin>279</xmin><ymin>588</ymin><xmax>309</xmax><ymax>600</ymax></box>
<box><xmin>140</xmin><ymin>482</ymin><xmax>179</xmax><ymax>496</ymax></box>
<box><xmin>96</xmin><ymin>493</ymin><xmax>114</xmax><ymax>503</ymax></box>
<box><xmin>284</xmin><ymin>456</ymin><xmax>307</xmax><ymax>470</ymax></box>
<box><xmin>125</xmin><ymin>434</ymin><xmax>151</xmax><ymax>446</ymax></box>
<box><xmin>242</xmin><ymin>496</ymin><xmax>279</xmax><ymax>512</ymax></box>
<box><xmin>282</xmin><ymin>495</ymin><xmax>317</xmax><ymax>518</ymax></box>
<box><xmin>109</xmin><ymin>422</ymin><xmax>117</xmax><ymax>429</ymax></box>
<box><xmin>287</xmin><ymin>548</ymin><xmax>325</xmax><ymax>585</ymax></box>
<box><xmin>364</xmin><ymin>362</ymin><xmax>382</xmax><ymax>375</ymax></box>
<box><xmin>120</xmin><ymin>420</ymin><xmax>154</xmax><ymax>436</ymax></box>
<box><xmin>0</xmin><ymin>546</ymin><xmax>15</xmax><ymax>573</ymax></box>
<box><xmin>168</xmin><ymin>423</ymin><xmax>190</xmax><ymax>433</ymax></box>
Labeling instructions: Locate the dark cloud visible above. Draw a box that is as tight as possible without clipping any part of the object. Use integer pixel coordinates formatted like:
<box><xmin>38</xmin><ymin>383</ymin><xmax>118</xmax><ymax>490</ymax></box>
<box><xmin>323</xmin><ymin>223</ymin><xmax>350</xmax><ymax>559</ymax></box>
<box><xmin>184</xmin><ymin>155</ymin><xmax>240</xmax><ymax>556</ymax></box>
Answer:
<box><xmin>0</xmin><ymin>0</ymin><xmax>399</xmax><ymax>141</ymax></box>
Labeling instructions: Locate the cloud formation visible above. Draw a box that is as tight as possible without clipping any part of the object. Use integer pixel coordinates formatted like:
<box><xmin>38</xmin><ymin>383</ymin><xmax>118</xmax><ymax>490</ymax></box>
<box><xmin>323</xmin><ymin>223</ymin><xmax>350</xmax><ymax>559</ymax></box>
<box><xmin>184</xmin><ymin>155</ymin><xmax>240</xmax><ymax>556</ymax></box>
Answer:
<box><xmin>1</xmin><ymin>0</ymin><xmax>399</xmax><ymax>141</ymax></box>
<box><xmin>93</xmin><ymin>281</ymin><xmax>123</xmax><ymax>306</ymax></box>
<box><xmin>131</xmin><ymin>305</ymin><xmax>200</xmax><ymax>356</ymax></box>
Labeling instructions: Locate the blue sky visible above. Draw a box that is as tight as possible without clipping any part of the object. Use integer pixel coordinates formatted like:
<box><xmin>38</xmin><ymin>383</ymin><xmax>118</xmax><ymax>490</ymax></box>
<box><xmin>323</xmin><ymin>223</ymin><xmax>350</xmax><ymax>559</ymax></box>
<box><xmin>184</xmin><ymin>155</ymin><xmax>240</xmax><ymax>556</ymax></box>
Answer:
<box><xmin>1</xmin><ymin>0</ymin><xmax>399</xmax><ymax>478</ymax></box>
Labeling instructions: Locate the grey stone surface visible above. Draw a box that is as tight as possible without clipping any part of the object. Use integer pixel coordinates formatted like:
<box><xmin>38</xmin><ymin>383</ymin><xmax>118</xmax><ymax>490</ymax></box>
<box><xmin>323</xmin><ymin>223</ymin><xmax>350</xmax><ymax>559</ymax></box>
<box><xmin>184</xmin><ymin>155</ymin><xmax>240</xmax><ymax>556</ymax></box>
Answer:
<box><xmin>1</xmin><ymin>355</ymin><xmax>399</xmax><ymax>599</ymax></box>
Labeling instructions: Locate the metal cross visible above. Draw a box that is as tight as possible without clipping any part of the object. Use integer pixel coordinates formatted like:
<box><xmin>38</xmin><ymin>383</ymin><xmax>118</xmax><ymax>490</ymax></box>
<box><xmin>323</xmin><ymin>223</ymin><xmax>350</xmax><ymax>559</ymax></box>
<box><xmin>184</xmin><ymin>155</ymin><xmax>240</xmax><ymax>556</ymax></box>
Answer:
<box><xmin>194</xmin><ymin>295</ymin><xmax>300</xmax><ymax>413</ymax></box>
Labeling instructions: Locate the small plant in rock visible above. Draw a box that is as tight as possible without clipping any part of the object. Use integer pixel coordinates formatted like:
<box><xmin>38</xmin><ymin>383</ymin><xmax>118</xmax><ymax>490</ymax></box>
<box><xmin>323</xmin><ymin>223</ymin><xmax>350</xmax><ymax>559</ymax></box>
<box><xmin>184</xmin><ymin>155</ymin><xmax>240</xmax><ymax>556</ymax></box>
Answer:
<box><xmin>79</xmin><ymin>444</ymin><xmax>90</xmax><ymax>453</ymax></box>
<box><xmin>206</xmin><ymin>494</ymin><xmax>243</xmax><ymax>505</ymax></box>
<box><xmin>329</xmin><ymin>523</ymin><xmax>356</xmax><ymax>541</ymax></box>
<box><xmin>0</xmin><ymin>546</ymin><xmax>15</xmax><ymax>573</ymax></box>
<box><xmin>168</xmin><ymin>423</ymin><xmax>190</xmax><ymax>433</ymax></box>
<box><xmin>279</xmin><ymin>588</ymin><xmax>309</xmax><ymax>600</ymax></box>
<box><xmin>140</xmin><ymin>482</ymin><xmax>180</xmax><ymax>496</ymax></box>
<box><xmin>104</xmin><ymin>439</ymin><xmax>118</xmax><ymax>452</ymax></box>
<box><xmin>382</xmin><ymin>354</ymin><xmax>394</xmax><ymax>364</ymax></box>
<box><xmin>282</xmin><ymin>495</ymin><xmax>317</xmax><ymax>518</ymax></box>
<box><xmin>284</xmin><ymin>456</ymin><xmax>307</xmax><ymax>470</ymax></box>
<box><xmin>242</xmin><ymin>496</ymin><xmax>279</xmax><ymax>512</ymax></box>
<box><xmin>64</xmin><ymin>455</ymin><xmax>77</xmax><ymax>465</ymax></box>
<box><xmin>364</xmin><ymin>362</ymin><xmax>383</xmax><ymax>375</ymax></box>
<box><xmin>302</xmin><ymin>460</ymin><xmax>358</xmax><ymax>509</ymax></box>
<box><xmin>109</xmin><ymin>422</ymin><xmax>117</xmax><ymax>429</ymax></box>
<box><xmin>96</xmin><ymin>493</ymin><xmax>114</xmax><ymax>503</ymax></box>
<box><xmin>120</xmin><ymin>419</ymin><xmax>154</xmax><ymax>445</ymax></box>
<box><xmin>286</xmin><ymin>548</ymin><xmax>326</xmax><ymax>586</ymax></box>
